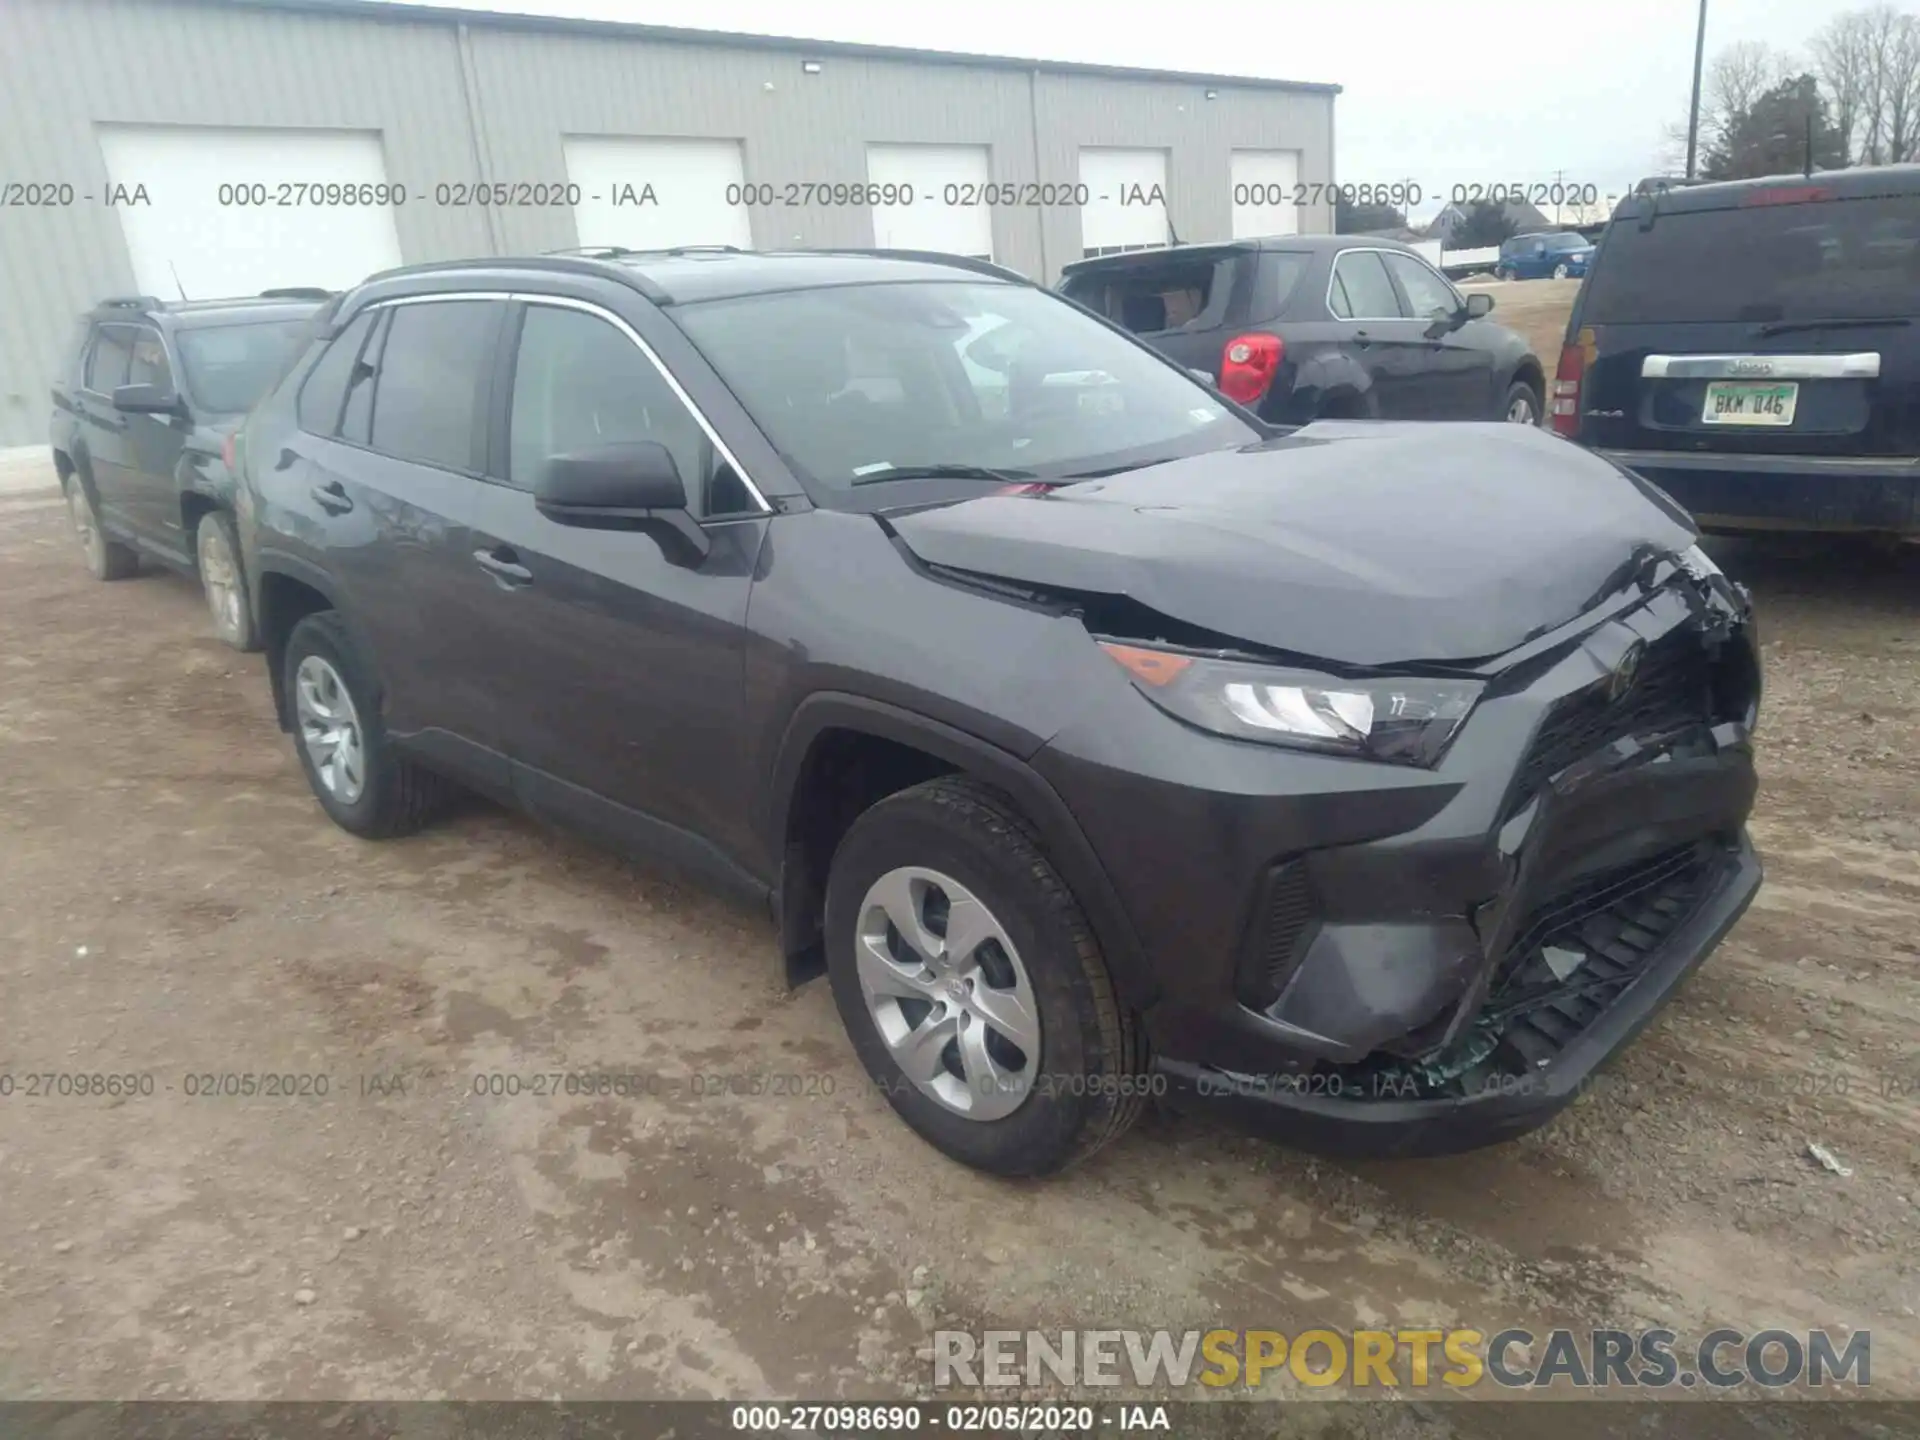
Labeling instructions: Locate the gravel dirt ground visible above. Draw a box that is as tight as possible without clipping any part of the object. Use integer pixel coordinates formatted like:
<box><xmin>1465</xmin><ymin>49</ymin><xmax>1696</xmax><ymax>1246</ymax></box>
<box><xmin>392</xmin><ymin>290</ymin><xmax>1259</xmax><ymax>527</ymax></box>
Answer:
<box><xmin>2</xmin><ymin>461</ymin><xmax>1917</xmax><ymax>1426</ymax></box>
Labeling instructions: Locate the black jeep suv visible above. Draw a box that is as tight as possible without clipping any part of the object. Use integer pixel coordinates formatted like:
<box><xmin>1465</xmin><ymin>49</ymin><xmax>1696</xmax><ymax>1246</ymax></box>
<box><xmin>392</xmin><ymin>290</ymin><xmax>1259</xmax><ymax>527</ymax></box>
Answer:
<box><xmin>50</xmin><ymin>290</ymin><xmax>331</xmax><ymax>647</ymax></box>
<box><xmin>1554</xmin><ymin>165</ymin><xmax>1920</xmax><ymax>537</ymax></box>
<box><xmin>237</xmin><ymin>249</ymin><xmax>1762</xmax><ymax>1175</ymax></box>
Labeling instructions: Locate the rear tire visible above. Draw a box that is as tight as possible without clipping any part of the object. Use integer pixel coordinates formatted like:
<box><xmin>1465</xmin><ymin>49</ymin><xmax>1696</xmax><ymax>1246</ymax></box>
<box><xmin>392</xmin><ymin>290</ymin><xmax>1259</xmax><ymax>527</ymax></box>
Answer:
<box><xmin>824</xmin><ymin>776</ymin><xmax>1148</xmax><ymax>1176</ymax></box>
<box><xmin>195</xmin><ymin>510</ymin><xmax>259</xmax><ymax>652</ymax></box>
<box><xmin>1503</xmin><ymin>378</ymin><xmax>1544</xmax><ymax>426</ymax></box>
<box><xmin>64</xmin><ymin>478</ymin><xmax>138</xmax><ymax>581</ymax></box>
<box><xmin>282</xmin><ymin>611</ymin><xmax>455</xmax><ymax>839</ymax></box>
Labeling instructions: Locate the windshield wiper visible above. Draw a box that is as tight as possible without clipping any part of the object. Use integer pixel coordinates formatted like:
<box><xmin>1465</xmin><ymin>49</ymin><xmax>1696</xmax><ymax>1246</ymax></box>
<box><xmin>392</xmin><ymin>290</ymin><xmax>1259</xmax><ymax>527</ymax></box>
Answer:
<box><xmin>847</xmin><ymin>464</ymin><xmax>1038</xmax><ymax>487</ymax></box>
<box><xmin>1756</xmin><ymin>317</ymin><xmax>1911</xmax><ymax>337</ymax></box>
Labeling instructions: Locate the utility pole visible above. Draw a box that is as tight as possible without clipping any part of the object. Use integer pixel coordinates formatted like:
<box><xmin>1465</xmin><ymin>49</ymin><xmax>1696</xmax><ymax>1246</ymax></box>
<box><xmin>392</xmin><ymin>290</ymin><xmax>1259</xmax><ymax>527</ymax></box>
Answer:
<box><xmin>1684</xmin><ymin>0</ymin><xmax>1709</xmax><ymax>179</ymax></box>
<box><xmin>1552</xmin><ymin>168</ymin><xmax>1565</xmax><ymax>225</ymax></box>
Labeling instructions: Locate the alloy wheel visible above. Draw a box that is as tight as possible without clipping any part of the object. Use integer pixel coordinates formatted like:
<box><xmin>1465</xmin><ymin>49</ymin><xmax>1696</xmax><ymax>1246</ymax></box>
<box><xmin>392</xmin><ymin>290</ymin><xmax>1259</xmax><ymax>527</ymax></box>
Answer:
<box><xmin>1507</xmin><ymin>391</ymin><xmax>1539</xmax><ymax>425</ymax></box>
<box><xmin>294</xmin><ymin>655</ymin><xmax>366</xmax><ymax>804</ymax></box>
<box><xmin>854</xmin><ymin>866</ymin><xmax>1041</xmax><ymax>1121</ymax></box>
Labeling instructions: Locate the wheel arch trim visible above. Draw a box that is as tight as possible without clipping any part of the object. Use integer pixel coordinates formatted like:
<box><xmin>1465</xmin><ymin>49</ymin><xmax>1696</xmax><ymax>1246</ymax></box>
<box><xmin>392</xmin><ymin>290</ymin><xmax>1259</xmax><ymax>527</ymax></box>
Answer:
<box><xmin>765</xmin><ymin>693</ymin><xmax>1157</xmax><ymax>1009</ymax></box>
<box><xmin>254</xmin><ymin>552</ymin><xmax>368</xmax><ymax>731</ymax></box>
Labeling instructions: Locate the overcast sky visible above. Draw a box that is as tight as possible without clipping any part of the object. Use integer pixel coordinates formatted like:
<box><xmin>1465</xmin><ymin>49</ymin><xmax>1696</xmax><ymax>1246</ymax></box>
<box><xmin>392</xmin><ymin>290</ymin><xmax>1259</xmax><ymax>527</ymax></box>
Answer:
<box><xmin>375</xmin><ymin>0</ymin><xmax>1868</xmax><ymax>216</ymax></box>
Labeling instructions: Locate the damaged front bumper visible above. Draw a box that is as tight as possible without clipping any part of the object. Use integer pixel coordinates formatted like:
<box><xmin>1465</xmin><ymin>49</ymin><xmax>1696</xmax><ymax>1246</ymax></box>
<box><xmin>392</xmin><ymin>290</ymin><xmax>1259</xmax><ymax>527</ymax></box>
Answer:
<box><xmin>1155</xmin><ymin>832</ymin><xmax>1760</xmax><ymax>1157</ymax></box>
<box><xmin>1038</xmin><ymin>561</ymin><xmax>1762</xmax><ymax>1157</ymax></box>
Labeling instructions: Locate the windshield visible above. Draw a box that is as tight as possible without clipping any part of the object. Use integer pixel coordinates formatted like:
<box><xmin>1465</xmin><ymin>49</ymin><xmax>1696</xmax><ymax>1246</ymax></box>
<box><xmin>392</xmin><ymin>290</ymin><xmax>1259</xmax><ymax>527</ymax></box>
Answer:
<box><xmin>670</xmin><ymin>280</ymin><xmax>1260</xmax><ymax>495</ymax></box>
<box><xmin>176</xmin><ymin>318</ymin><xmax>317</xmax><ymax>413</ymax></box>
<box><xmin>1583</xmin><ymin>194</ymin><xmax>1920</xmax><ymax>324</ymax></box>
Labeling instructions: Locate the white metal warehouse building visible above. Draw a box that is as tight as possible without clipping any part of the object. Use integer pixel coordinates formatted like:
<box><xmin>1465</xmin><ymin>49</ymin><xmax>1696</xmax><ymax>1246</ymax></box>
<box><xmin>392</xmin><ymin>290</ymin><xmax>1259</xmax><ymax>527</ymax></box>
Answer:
<box><xmin>0</xmin><ymin>0</ymin><xmax>1338</xmax><ymax>449</ymax></box>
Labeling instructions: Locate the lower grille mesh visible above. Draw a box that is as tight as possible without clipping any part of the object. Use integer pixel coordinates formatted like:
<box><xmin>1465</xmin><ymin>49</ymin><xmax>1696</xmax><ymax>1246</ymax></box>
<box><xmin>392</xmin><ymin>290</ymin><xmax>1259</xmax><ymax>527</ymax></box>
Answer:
<box><xmin>1235</xmin><ymin>860</ymin><xmax>1314</xmax><ymax>1011</ymax></box>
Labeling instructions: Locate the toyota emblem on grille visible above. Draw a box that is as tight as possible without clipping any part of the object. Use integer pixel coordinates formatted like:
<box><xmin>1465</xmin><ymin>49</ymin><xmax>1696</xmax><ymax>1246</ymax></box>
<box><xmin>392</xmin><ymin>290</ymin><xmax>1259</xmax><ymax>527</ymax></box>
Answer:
<box><xmin>1606</xmin><ymin>640</ymin><xmax>1646</xmax><ymax>700</ymax></box>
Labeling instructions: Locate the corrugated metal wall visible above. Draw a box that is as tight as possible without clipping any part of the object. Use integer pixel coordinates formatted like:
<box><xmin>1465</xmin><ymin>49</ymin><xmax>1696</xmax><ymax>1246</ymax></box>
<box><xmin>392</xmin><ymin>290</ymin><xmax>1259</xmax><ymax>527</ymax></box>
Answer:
<box><xmin>0</xmin><ymin>0</ymin><xmax>1335</xmax><ymax>447</ymax></box>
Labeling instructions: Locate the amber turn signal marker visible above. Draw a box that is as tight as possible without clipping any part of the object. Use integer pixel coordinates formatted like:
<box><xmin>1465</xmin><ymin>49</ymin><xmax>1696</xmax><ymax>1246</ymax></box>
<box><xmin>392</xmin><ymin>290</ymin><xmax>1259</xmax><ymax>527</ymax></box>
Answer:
<box><xmin>1099</xmin><ymin>643</ymin><xmax>1193</xmax><ymax>688</ymax></box>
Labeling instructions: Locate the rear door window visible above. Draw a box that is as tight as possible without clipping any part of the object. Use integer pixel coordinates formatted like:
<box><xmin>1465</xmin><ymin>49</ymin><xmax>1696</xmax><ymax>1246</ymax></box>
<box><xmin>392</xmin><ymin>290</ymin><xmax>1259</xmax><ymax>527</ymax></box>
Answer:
<box><xmin>366</xmin><ymin>300</ymin><xmax>501</xmax><ymax>471</ymax></box>
<box><xmin>1061</xmin><ymin>256</ymin><xmax>1236</xmax><ymax>335</ymax></box>
<box><xmin>1584</xmin><ymin>193</ymin><xmax>1920</xmax><ymax>323</ymax></box>
<box><xmin>1328</xmin><ymin>251</ymin><xmax>1405</xmax><ymax>320</ymax></box>
<box><xmin>340</xmin><ymin>310</ymin><xmax>389</xmax><ymax>446</ymax></box>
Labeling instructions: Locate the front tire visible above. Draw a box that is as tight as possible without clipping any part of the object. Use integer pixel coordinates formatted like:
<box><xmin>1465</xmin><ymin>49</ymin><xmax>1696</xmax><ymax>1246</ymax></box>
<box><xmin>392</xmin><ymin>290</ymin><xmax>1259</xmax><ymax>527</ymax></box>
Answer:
<box><xmin>1553</xmin><ymin>262</ymin><xmax>1571</xmax><ymax>280</ymax></box>
<box><xmin>195</xmin><ymin>510</ymin><xmax>258</xmax><ymax>651</ymax></box>
<box><xmin>824</xmin><ymin>776</ymin><xmax>1147</xmax><ymax>1176</ymax></box>
<box><xmin>282</xmin><ymin>611</ymin><xmax>454</xmax><ymax>838</ymax></box>
<box><xmin>64</xmin><ymin>478</ymin><xmax>138</xmax><ymax>581</ymax></box>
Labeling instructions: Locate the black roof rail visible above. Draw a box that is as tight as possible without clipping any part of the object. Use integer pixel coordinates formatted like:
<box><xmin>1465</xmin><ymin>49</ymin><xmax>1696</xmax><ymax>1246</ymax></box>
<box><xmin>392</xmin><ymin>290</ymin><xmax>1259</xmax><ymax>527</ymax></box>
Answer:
<box><xmin>549</xmin><ymin>244</ymin><xmax>746</xmax><ymax>258</ymax></box>
<box><xmin>797</xmin><ymin>248</ymin><xmax>1030</xmax><ymax>283</ymax></box>
<box><xmin>98</xmin><ymin>294</ymin><xmax>164</xmax><ymax>311</ymax></box>
<box><xmin>258</xmin><ymin>286</ymin><xmax>335</xmax><ymax>300</ymax></box>
<box><xmin>358</xmin><ymin>253</ymin><xmax>675</xmax><ymax>304</ymax></box>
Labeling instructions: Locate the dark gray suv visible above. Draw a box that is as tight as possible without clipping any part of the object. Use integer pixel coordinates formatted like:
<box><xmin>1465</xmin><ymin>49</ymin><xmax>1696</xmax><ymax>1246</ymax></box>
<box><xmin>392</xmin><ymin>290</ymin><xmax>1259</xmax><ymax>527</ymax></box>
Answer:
<box><xmin>236</xmin><ymin>248</ymin><xmax>1763</xmax><ymax>1176</ymax></box>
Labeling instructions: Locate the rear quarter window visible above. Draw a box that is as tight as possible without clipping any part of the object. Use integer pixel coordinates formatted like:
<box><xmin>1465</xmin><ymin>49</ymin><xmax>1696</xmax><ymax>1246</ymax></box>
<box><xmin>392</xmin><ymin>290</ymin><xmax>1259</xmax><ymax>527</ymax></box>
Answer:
<box><xmin>1584</xmin><ymin>193</ymin><xmax>1920</xmax><ymax>324</ymax></box>
<box><xmin>297</xmin><ymin>310</ymin><xmax>376</xmax><ymax>436</ymax></box>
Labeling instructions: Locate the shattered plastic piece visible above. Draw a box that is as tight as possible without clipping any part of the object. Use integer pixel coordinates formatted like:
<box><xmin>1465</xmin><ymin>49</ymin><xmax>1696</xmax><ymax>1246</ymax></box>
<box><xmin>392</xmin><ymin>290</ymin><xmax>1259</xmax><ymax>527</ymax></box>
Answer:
<box><xmin>1541</xmin><ymin>944</ymin><xmax>1587</xmax><ymax>982</ymax></box>
<box><xmin>1807</xmin><ymin>1142</ymin><xmax>1853</xmax><ymax>1178</ymax></box>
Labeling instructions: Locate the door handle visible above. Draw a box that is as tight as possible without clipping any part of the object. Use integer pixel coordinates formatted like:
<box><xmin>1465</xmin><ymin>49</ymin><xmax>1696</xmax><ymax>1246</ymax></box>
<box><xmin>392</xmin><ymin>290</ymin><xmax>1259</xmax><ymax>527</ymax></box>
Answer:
<box><xmin>473</xmin><ymin>546</ymin><xmax>533</xmax><ymax>587</ymax></box>
<box><xmin>1353</xmin><ymin>331</ymin><xmax>1374</xmax><ymax>349</ymax></box>
<box><xmin>310</xmin><ymin>481</ymin><xmax>353</xmax><ymax>515</ymax></box>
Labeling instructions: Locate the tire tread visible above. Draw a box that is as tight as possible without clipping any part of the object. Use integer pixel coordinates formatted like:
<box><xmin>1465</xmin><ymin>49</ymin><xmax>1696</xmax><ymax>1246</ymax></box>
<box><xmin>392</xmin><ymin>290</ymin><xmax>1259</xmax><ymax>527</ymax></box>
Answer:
<box><xmin>886</xmin><ymin>775</ymin><xmax>1149</xmax><ymax>1171</ymax></box>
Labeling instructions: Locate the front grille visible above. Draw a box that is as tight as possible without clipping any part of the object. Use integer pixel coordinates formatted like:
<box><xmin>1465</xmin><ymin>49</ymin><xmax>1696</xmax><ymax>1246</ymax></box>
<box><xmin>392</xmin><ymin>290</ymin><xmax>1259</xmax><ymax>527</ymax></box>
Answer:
<box><xmin>1510</xmin><ymin>629</ymin><xmax>1712</xmax><ymax>808</ymax></box>
<box><xmin>1234</xmin><ymin>860</ymin><xmax>1315</xmax><ymax>1012</ymax></box>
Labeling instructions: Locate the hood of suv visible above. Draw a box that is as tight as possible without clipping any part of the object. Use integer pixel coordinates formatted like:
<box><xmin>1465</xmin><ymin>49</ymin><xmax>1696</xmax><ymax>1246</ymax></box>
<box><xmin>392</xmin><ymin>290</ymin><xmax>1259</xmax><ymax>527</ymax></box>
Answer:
<box><xmin>888</xmin><ymin>421</ymin><xmax>1697</xmax><ymax>667</ymax></box>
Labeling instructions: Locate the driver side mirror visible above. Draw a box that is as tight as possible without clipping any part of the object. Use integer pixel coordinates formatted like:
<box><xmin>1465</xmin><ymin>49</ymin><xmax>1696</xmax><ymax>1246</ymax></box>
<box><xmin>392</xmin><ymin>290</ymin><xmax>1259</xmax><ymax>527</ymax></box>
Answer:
<box><xmin>112</xmin><ymin>382</ymin><xmax>179</xmax><ymax>414</ymax></box>
<box><xmin>534</xmin><ymin>441</ymin><xmax>710</xmax><ymax>564</ymax></box>
<box><xmin>1465</xmin><ymin>291</ymin><xmax>1495</xmax><ymax>319</ymax></box>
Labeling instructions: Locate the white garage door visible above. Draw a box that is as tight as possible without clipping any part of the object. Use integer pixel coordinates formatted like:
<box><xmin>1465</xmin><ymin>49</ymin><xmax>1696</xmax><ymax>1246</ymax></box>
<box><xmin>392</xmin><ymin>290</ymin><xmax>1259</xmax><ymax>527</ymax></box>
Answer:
<box><xmin>1231</xmin><ymin>150</ymin><xmax>1302</xmax><ymax>239</ymax></box>
<box><xmin>865</xmin><ymin>144</ymin><xmax>993</xmax><ymax>260</ymax></box>
<box><xmin>1078</xmin><ymin>149</ymin><xmax>1170</xmax><ymax>258</ymax></box>
<box><xmin>95</xmin><ymin>126</ymin><xmax>403</xmax><ymax>300</ymax></box>
<box><xmin>565</xmin><ymin>137</ymin><xmax>752</xmax><ymax>252</ymax></box>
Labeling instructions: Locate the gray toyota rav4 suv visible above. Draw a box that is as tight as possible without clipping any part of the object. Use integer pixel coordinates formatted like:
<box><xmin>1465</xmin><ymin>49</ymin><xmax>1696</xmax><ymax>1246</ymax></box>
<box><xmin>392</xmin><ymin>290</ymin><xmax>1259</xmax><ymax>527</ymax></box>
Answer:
<box><xmin>235</xmin><ymin>248</ymin><xmax>1762</xmax><ymax>1176</ymax></box>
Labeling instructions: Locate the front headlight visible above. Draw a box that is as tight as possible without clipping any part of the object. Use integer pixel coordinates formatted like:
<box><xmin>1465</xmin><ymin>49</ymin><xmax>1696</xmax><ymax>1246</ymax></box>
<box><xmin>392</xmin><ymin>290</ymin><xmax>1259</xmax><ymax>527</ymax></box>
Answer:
<box><xmin>1100</xmin><ymin>643</ymin><xmax>1483</xmax><ymax>767</ymax></box>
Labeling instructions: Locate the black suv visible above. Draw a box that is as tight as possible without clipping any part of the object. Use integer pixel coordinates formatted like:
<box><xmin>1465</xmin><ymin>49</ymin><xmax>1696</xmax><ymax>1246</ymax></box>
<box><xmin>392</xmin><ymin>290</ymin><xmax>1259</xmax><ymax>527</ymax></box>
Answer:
<box><xmin>1553</xmin><ymin>166</ymin><xmax>1920</xmax><ymax>537</ymax></box>
<box><xmin>237</xmin><ymin>249</ymin><xmax>1762</xmax><ymax>1175</ymax></box>
<box><xmin>1059</xmin><ymin>237</ymin><xmax>1545</xmax><ymax>425</ymax></box>
<box><xmin>50</xmin><ymin>290</ymin><xmax>330</xmax><ymax>648</ymax></box>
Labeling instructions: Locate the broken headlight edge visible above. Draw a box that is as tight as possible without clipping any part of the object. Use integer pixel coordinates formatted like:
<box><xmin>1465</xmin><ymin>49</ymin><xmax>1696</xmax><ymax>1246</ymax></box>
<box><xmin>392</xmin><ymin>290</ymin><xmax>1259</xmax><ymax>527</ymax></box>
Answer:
<box><xmin>1099</xmin><ymin>643</ymin><xmax>1484</xmax><ymax>767</ymax></box>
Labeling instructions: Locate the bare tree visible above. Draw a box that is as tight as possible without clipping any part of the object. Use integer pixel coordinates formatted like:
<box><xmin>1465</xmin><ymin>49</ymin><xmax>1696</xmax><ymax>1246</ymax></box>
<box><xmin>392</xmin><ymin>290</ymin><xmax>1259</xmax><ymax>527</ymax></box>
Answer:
<box><xmin>1813</xmin><ymin>9</ymin><xmax>1880</xmax><ymax>162</ymax></box>
<box><xmin>1882</xmin><ymin>7</ymin><xmax>1920</xmax><ymax>162</ymax></box>
<box><xmin>1703</xmin><ymin>42</ymin><xmax>1792</xmax><ymax>157</ymax></box>
<box><xmin>1813</xmin><ymin>4</ymin><xmax>1920</xmax><ymax>165</ymax></box>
